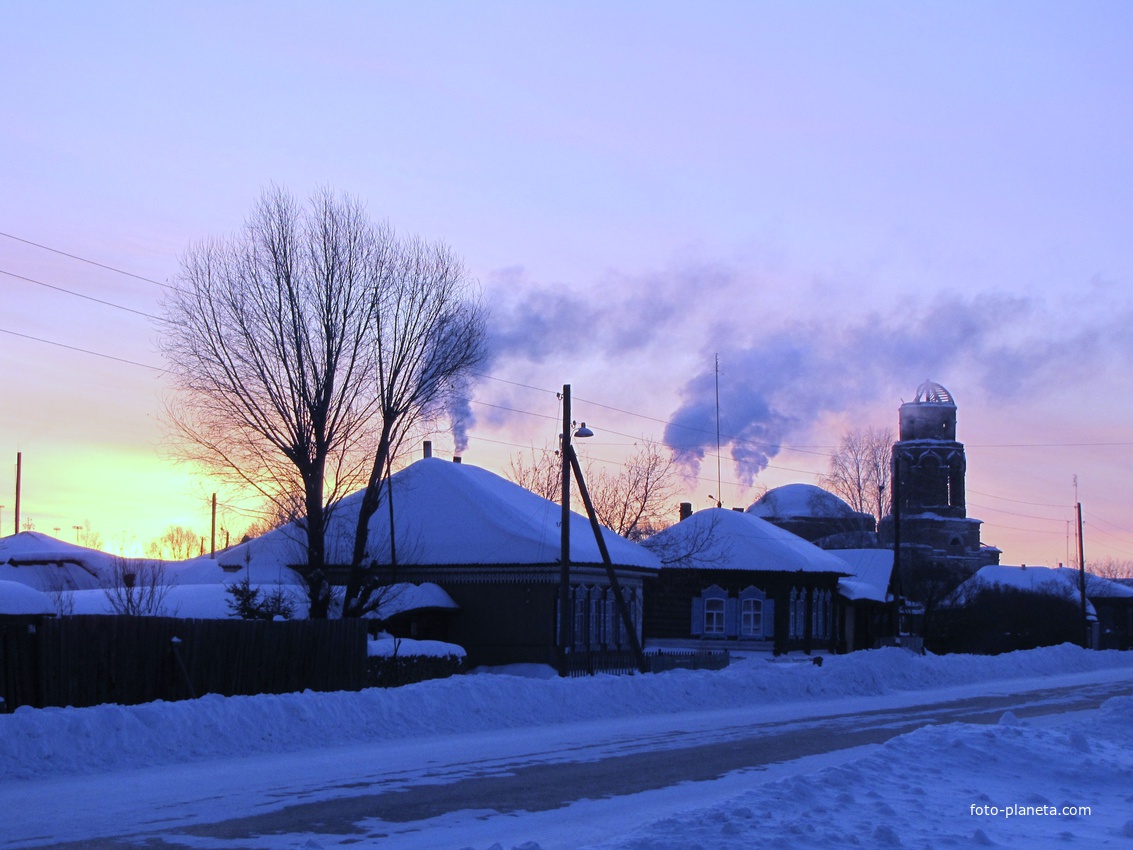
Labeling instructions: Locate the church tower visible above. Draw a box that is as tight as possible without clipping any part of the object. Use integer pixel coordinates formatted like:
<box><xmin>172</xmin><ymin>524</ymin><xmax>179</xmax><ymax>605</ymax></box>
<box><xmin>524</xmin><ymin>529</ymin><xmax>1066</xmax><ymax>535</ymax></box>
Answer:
<box><xmin>879</xmin><ymin>381</ymin><xmax>998</xmax><ymax>595</ymax></box>
<box><xmin>894</xmin><ymin>380</ymin><xmax>967</xmax><ymax>522</ymax></box>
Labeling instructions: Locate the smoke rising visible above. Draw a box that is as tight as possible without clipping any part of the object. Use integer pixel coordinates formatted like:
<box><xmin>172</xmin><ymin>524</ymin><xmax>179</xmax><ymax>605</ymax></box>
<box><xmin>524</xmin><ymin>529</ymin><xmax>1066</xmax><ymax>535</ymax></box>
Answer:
<box><xmin>663</xmin><ymin>289</ymin><xmax>1129</xmax><ymax>483</ymax></box>
<box><xmin>483</xmin><ymin>260</ymin><xmax>1133</xmax><ymax>483</ymax></box>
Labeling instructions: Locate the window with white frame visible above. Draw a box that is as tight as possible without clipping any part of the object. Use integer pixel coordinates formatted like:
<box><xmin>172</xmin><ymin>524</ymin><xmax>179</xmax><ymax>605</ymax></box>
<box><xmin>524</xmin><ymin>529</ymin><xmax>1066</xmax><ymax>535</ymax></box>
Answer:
<box><xmin>740</xmin><ymin>597</ymin><xmax>762</xmax><ymax>637</ymax></box>
<box><xmin>704</xmin><ymin>597</ymin><xmax>725</xmax><ymax>635</ymax></box>
<box><xmin>590</xmin><ymin>590</ymin><xmax>606</xmax><ymax>647</ymax></box>
<box><xmin>573</xmin><ymin>589</ymin><xmax>588</xmax><ymax>650</ymax></box>
<box><xmin>813</xmin><ymin>589</ymin><xmax>831</xmax><ymax>639</ymax></box>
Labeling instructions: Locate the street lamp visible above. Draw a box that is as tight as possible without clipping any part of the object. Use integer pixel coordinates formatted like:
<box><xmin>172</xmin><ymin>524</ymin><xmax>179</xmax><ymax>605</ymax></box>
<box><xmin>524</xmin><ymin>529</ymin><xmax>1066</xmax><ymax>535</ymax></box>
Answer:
<box><xmin>559</xmin><ymin>385</ymin><xmax>592</xmax><ymax>670</ymax></box>
<box><xmin>557</xmin><ymin>384</ymin><xmax>648</xmax><ymax>676</ymax></box>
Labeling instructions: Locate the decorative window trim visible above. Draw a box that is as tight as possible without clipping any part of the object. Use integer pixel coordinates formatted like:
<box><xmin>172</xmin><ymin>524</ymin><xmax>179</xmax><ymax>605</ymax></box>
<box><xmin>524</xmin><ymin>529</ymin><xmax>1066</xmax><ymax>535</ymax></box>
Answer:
<box><xmin>692</xmin><ymin>584</ymin><xmax>729</xmax><ymax>638</ymax></box>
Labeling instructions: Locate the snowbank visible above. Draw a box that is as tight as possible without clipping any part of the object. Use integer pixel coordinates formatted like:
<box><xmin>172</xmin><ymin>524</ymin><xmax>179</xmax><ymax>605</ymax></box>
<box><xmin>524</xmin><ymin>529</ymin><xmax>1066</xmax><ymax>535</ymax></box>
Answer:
<box><xmin>3</xmin><ymin>644</ymin><xmax>1132</xmax><ymax>781</ymax></box>
<box><xmin>367</xmin><ymin>635</ymin><xmax>466</xmax><ymax>658</ymax></box>
<box><xmin>585</xmin><ymin>695</ymin><xmax>1133</xmax><ymax>850</ymax></box>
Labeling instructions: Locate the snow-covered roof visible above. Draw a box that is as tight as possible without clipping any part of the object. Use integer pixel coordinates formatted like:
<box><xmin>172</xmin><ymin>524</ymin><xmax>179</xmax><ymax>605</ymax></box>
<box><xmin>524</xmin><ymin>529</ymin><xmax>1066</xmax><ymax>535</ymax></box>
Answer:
<box><xmin>0</xmin><ymin>532</ymin><xmax>109</xmax><ymax>590</ymax></box>
<box><xmin>0</xmin><ymin>580</ymin><xmax>54</xmax><ymax>615</ymax></box>
<box><xmin>947</xmin><ymin>565</ymin><xmax>1133</xmax><ymax>619</ymax></box>
<box><xmin>373</xmin><ymin>582</ymin><xmax>459</xmax><ymax>619</ymax></box>
<box><xmin>645</xmin><ymin>508</ymin><xmax>850</xmax><ymax>573</ymax></box>
<box><xmin>213</xmin><ymin>458</ymin><xmax>660</xmax><ymax>573</ymax></box>
<box><xmin>0</xmin><ymin>531</ymin><xmax>238</xmax><ymax>590</ymax></box>
<box><xmin>1054</xmin><ymin>567</ymin><xmax>1133</xmax><ymax>599</ymax></box>
<box><xmin>746</xmin><ymin>484</ymin><xmax>864</xmax><ymax>520</ymax></box>
<box><xmin>831</xmin><ymin>549</ymin><xmax>896</xmax><ymax>603</ymax></box>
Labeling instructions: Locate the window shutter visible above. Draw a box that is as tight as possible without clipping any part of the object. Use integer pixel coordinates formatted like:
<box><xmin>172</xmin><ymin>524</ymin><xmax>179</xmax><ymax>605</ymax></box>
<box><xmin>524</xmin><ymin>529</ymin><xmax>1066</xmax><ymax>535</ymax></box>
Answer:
<box><xmin>691</xmin><ymin>597</ymin><xmax>704</xmax><ymax>635</ymax></box>
<box><xmin>724</xmin><ymin>597</ymin><xmax>738</xmax><ymax>637</ymax></box>
<box><xmin>762</xmin><ymin>599</ymin><xmax>775</xmax><ymax>639</ymax></box>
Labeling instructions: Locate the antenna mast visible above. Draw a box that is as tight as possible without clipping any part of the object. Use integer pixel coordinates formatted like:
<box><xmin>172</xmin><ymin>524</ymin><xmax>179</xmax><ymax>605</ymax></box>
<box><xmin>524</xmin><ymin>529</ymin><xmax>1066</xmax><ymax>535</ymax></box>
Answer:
<box><xmin>715</xmin><ymin>354</ymin><xmax>722</xmax><ymax>508</ymax></box>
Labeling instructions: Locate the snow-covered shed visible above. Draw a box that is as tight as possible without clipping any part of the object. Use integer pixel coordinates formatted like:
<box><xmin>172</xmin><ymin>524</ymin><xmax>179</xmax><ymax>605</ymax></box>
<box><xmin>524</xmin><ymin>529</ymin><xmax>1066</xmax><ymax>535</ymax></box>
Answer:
<box><xmin>216</xmin><ymin>457</ymin><xmax>661</xmax><ymax>667</ymax></box>
<box><xmin>642</xmin><ymin>508</ymin><xmax>848</xmax><ymax>655</ymax></box>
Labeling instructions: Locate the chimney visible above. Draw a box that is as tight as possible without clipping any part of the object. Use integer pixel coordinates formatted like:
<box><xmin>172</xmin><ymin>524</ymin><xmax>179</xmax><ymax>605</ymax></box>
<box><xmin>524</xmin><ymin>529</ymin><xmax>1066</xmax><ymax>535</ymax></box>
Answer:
<box><xmin>452</xmin><ymin>456</ymin><xmax>462</xmax><ymax>464</ymax></box>
<box><xmin>679</xmin><ymin>502</ymin><xmax>693</xmax><ymax>521</ymax></box>
<box><xmin>423</xmin><ymin>440</ymin><xmax>432</xmax><ymax>459</ymax></box>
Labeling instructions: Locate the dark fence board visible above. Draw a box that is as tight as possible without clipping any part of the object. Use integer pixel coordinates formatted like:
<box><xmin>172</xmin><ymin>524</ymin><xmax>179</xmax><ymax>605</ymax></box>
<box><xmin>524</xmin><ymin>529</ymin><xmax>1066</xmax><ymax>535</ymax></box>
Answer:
<box><xmin>0</xmin><ymin>615</ymin><xmax>369</xmax><ymax>711</ymax></box>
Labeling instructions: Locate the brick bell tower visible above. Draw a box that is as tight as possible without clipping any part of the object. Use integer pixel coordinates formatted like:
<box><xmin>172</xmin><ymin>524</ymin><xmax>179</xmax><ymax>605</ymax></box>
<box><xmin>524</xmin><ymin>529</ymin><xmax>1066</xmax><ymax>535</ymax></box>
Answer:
<box><xmin>880</xmin><ymin>381</ymin><xmax>999</xmax><ymax>594</ymax></box>
<box><xmin>895</xmin><ymin>380</ymin><xmax>967</xmax><ymax>522</ymax></box>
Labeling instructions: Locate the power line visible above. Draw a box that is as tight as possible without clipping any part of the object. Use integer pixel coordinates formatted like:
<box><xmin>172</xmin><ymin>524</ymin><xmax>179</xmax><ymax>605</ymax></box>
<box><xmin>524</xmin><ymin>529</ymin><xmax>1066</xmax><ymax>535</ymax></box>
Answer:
<box><xmin>0</xmin><ymin>326</ymin><xmax>163</xmax><ymax>372</ymax></box>
<box><xmin>966</xmin><ymin>488</ymin><xmax>1070</xmax><ymax>510</ymax></box>
<box><xmin>0</xmin><ymin>230</ymin><xmax>173</xmax><ymax>290</ymax></box>
<box><xmin>0</xmin><ymin>267</ymin><xmax>159</xmax><ymax>319</ymax></box>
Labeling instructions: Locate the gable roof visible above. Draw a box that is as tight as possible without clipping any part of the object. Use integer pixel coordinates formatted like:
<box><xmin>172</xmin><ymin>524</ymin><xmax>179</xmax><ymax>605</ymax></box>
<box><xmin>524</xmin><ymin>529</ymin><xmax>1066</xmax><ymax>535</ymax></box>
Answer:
<box><xmin>644</xmin><ymin>507</ymin><xmax>850</xmax><ymax>573</ymax></box>
<box><xmin>215</xmin><ymin>458</ymin><xmax>660</xmax><ymax>572</ymax></box>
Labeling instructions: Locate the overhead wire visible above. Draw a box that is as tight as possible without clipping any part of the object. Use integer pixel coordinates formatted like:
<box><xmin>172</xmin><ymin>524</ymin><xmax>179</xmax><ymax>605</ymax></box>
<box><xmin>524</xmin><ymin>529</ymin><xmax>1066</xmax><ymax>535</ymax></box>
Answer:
<box><xmin>0</xmin><ymin>326</ymin><xmax>163</xmax><ymax>372</ymax></box>
<box><xmin>0</xmin><ymin>229</ymin><xmax>173</xmax><ymax>290</ymax></box>
<box><xmin>1</xmin><ymin>267</ymin><xmax>160</xmax><ymax>320</ymax></box>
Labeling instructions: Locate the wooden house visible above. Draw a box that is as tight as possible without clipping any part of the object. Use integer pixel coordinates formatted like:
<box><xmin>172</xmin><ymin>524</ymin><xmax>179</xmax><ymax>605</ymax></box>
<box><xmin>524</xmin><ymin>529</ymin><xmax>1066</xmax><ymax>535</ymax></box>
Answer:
<box><xmin>643</xmin><ymin>508</ymin><xmax>848</xmax><ymax>655</ymax></box>
<box><xmin>220</xmin><ymin>457</ymin><xmax>661</xmax><ymax>668</ymax></box>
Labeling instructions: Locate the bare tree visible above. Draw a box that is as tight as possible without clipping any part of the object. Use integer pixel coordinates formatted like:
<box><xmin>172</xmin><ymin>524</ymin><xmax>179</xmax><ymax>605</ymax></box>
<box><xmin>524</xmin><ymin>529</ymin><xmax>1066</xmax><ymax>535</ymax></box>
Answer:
<box><xmin>345</xmin><ymin>238</ymin><xmax>487</xmax><ymax>616</ymax></box>
<box><xmin>103</xmin><ymin>558</ymin><xmax>176</xmax><ymax>616</ymax></box>
<box><xmin>641</xmin><ymin>510</ymin><xmax>728</xmax><ymax>568</ymax></box>
<box><xmin>820</xmin><ymin>426</ymin><xmax>894</xmax><ymax>524</ymax></box>
<box><xmin>1090</xmin><ymin>557</ymin><xmax>1133</xmax><ymax>579</ymax></box>
<box><xmin>505</xmin><ymin>440</ymin><xmax>679</xmax><ymax>541</ymax></box>
<box><xmin>146</xmin><ymin>525</ymin><xmax>202</xmax><ymax>561</ymax></box>
<box><xmin>507</xmin><ymin>444</ymin><xmax>562</xmax><ymax>503</ymax></box>
<box><xmin>161</xmin><ymin>187</ymin><xmax>389</xmax><ymax>617</ymax></box>
<box><xmin>586</xmin><ymin>441</ymin><xmax>679</xmax><ymax>541</ymax></box>
<box><xmin>75</xmin><ymin>519</ymin><xmax>104</xmax><ymax>550</ymax></box>
<box><xmin>44</xmin><ymin>572</ymin><xmax>76</xmax><ymax>616</ymax></box>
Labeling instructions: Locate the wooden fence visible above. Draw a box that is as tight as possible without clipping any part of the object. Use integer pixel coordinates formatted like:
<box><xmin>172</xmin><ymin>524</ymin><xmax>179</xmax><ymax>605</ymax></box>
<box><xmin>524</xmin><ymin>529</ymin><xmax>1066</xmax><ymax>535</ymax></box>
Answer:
<box><xmin>0</xmin><ymin>615</ymin><xmax>369</xmax><ymax>711</ymax></box>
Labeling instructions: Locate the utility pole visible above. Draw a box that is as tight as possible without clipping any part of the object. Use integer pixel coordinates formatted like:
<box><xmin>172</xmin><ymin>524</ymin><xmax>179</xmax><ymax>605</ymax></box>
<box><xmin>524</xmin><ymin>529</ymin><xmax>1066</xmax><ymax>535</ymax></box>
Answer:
<box><xmin>557</xmin><ymin>383</ymin><xmax>648</xmax><ymax>676</ymax></box>
<box><xmin>1077</xmin><ymin>501</ymin><xmax>1088</xmax><ymax>648</ymax></box>
<box><xmin>891</xmin><ymin>453</ymin><xmax>902</xmax><ymax>637</ymax></box>
<box><xmin>211</xmin><ymin>493</ymin><xmax>217</xmax><ymax>556</ymax></box>
<box><xmin>14</xmin><ymin>452</ymin><xmax>21</xmax><ymax>535</ymax></box>
<box><xmin>559</xmin><ymin>384</ymin><xmax>573</xmax><ymax>673</ymax></box>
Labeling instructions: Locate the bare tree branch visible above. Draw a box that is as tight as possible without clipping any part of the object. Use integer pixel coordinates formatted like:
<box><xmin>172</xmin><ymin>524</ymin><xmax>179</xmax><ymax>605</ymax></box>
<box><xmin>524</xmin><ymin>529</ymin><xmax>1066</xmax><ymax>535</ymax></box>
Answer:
<box><xmin>506</xmin><ymin>444</ymin><xmax>562</xmax><ymax>503</ymax></box>
<box><xmin>819</xmin><ymin>426</ymin><xmax>894</xmax><ymax>524</ymax></box>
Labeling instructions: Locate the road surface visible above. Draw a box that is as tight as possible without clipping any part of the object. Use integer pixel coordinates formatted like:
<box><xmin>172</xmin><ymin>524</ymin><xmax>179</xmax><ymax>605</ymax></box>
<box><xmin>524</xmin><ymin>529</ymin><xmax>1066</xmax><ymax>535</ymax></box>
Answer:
<box><xmin>4</xmin><ymin>676</ymin><xmax>1131</xmax><ymax>849</ymax></box>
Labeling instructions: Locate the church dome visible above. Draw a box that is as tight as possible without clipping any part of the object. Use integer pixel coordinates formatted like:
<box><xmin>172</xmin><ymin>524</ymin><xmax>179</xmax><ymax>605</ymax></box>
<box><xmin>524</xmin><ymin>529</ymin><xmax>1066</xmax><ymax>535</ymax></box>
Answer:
<box><xmin>747</xmin><ymin>483</ymin><xmax>860</xmax><ymax>519</ymax></box>
<box><xmin>914</xmin><ymin>380</ymin><xmax>954</xmax><ymax>405</ymax></box>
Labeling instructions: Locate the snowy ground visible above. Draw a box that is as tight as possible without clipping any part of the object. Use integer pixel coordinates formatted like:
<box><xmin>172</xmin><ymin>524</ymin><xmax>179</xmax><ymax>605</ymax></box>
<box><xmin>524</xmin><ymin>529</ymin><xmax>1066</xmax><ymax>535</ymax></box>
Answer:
<box><xmin>3</xmin><ymin>645</ymin><xmax>1133</xmax><ymax>849</ymax></box>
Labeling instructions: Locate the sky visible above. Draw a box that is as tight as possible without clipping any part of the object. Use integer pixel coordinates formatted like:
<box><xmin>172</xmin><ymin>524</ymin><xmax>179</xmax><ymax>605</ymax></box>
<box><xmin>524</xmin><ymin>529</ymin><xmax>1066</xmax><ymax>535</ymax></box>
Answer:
<box><xmin>2</xmin><ymin>1</ymin><xmax>1133</xmax><ymax>565</ymax></box>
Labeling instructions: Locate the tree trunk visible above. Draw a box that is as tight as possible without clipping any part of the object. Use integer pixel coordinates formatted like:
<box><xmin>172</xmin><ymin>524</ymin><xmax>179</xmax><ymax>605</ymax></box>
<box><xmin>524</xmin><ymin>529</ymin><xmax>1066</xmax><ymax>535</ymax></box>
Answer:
<box><xmin>303</xmin><ymin>463</ymin><xmax>332</xmax><ymax>619</ymax></box>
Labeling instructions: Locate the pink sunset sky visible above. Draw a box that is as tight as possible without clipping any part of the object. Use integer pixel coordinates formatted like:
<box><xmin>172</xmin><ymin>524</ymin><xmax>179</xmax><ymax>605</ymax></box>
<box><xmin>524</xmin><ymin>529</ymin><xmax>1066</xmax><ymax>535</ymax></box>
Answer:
<box><xmin>3</xmin><ymin>1</ymin><xmax>1132</xmax><ymax>566</ymax></box>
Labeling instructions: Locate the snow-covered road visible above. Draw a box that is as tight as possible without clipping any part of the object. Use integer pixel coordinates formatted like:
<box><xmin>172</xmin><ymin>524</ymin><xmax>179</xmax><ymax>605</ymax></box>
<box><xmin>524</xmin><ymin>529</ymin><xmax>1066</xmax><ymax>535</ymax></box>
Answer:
<box><xmin>4</xmin><ymin>646</ymin><xmax>1133</xmax><ymax>849</ymax></box>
